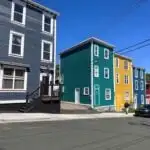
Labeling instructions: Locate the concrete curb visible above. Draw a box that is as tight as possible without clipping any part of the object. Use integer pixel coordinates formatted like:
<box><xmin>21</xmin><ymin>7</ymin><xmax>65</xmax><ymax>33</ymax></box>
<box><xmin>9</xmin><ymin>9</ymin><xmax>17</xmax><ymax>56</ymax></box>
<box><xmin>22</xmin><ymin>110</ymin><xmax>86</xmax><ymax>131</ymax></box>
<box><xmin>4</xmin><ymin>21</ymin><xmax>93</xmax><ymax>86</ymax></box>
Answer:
<box><xmin>0</xmin><ymin>113</ymin><xmax>134</xmax><ymax>124</ymax></box>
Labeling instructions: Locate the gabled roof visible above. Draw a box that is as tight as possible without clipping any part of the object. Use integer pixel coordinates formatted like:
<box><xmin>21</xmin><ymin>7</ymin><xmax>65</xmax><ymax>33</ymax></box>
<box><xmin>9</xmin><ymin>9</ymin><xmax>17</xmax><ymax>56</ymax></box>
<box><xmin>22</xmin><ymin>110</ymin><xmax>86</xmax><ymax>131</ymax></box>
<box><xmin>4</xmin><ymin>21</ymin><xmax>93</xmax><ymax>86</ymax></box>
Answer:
<box><xmin>115</xmin><ymin>53</ymin><xmax>132</xmax><ymax>61</ymax></box>
<box><xmin>60</xmin><ymin>37</ymin><xmax>115</xmax><ymax>56</ymax></box>
<box><xmin>24</xmin><ymin>0</ymin><xmax>59</xmax><ymax>16</ymax></box>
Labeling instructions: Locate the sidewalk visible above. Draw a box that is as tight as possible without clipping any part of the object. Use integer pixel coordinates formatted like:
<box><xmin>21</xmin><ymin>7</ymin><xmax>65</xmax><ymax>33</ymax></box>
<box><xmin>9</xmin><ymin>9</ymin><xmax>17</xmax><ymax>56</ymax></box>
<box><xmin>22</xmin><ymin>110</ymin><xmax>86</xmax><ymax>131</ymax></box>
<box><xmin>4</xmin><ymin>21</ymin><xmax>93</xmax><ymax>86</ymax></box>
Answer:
<box><xmin>0</xmin><ymin>113</ymin><xmax>134</xmax><ymax>124</ymax></box>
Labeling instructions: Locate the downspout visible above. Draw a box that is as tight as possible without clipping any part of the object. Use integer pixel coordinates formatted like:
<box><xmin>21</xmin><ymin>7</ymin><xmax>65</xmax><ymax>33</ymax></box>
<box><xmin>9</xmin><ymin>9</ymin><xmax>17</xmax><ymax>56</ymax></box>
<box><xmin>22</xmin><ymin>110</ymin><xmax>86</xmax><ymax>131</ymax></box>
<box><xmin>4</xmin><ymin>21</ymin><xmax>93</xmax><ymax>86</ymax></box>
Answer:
<box><xmin>113</xmin><ymin>51</ymin><xmax>116</xmax><ymax>110</ymax></box>
<box><xmin>91</xmin><ymin>41</ymin><xmax>94</xmax><ymax>108</ymax></box>
<box><xmin>53</xmin><ymin>18</ymin><xmax>57</xmax><ymax>84</ymax></box>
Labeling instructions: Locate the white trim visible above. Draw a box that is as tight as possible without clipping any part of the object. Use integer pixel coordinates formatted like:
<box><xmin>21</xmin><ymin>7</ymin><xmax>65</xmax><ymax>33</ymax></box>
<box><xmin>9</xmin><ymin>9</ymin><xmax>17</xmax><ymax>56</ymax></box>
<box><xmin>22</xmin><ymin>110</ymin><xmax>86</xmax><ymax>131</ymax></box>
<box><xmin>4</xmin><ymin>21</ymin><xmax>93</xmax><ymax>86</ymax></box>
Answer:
<box><xmin>41</xmin><ymin>40</ymin><xmax>53</xmax><ymax>62</ymax></box>
<box><xmin>53</xmin><ymin>19</ymin><xmax>57</xmax><ymax>84</ymax></box>
<box><xmin>105</xmin><ymin>88</ymin><xmax>111</xmax><ymax>100</ymax></box>
<box><xmin>140</xmin><ymin>70</ymin><xmax>144</xmax><ymax>79</ymax></box>
<box><xmin>0</xmin><ymin>99</ymin><xmax>26</xmax><ymax>104</ymax></box>
<box><xmin>0</xmin><ymin>66</ymin><xmax>27</xmax><ymax>91</ymax></box>
<box><xmin>8</xmin><ymin>30</ymin><xmax>25</xmax><ymax>58</ymax></box>
<box><xmin>11</xmin><ymin>1</ymin><xmax>26</xmax><ymax>26</ymax></box>
<box><xmin>42</xmin><ymin>14</ymin><xmax>53</xmax><ymax>35</ymax></box>
<box><xmin>94</xmin><ymin>65</ymin><xmax>99</xmax><ymax>77</ymax></box>
<box><xmin>124</xmin><ymin>60</ymin><xmax>129</xmax><ymax>70</ymax></box>
<box><xmin>104</xmin><ymin>48</ymin><xmax>109</xmax><ymax>59</ymax></box>
<box><xmin>104</xmin><ymin>68</ymin><xmax>110</xmax><ymax>79</ymax></box>
<box><xmin>93</xmin><ymin>44</ymin><xmax>99</xmax><ymax>57</ymax></box>
<box><xmin>140</xmin><ymin>80</ymin><xmax>144</xmax><ymax>90</ymax></box>
<box><xmin>83</xmin><ymin>87</ymin><xmax>89</xmax><ymax>95</ymax></box>
<box><xmin>124</xmin><ymin>74</ymin><xmax>129</xmax><ymax>84</ymax></box>
<box><xmin>91</xmin><ymin>42</ymin><xmax>94</xmax><ymax>108</ymax></box>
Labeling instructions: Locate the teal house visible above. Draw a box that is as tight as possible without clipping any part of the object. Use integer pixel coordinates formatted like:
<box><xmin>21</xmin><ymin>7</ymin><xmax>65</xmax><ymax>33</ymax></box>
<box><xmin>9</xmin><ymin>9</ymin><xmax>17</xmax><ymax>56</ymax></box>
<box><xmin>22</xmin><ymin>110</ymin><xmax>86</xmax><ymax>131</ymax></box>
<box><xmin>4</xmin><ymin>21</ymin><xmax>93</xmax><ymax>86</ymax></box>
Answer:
<box><xmin>60</xmin><ymin>37</ymin><xmax>115</xmax><ymax>110</ymax></box>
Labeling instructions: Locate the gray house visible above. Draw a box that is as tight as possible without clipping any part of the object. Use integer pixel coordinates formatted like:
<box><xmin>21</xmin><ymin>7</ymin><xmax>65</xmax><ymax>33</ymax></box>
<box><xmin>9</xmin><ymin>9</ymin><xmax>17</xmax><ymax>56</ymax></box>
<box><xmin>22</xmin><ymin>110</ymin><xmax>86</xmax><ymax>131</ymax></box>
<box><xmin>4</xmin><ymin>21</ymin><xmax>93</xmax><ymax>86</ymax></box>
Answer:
<box><xmin>0</xmin><ymin>0</ymin><xmax>59</xmax><ymax>104</ymax></box>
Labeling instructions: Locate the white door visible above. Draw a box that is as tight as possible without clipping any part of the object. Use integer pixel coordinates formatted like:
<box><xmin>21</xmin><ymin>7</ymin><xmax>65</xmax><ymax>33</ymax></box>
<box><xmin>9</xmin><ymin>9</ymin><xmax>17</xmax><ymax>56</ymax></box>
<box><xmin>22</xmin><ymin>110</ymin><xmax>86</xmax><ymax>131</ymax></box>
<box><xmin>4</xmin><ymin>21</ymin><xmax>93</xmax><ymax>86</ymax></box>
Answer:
<box><xmin>134</xmin><ymin>95</ymin><xmax>137</xmax><ymax>109</ymax></box>
<box><xmin>75</xmin><ymin>88</ymin><xmax>80</xmax><ymax>104</ymax></box>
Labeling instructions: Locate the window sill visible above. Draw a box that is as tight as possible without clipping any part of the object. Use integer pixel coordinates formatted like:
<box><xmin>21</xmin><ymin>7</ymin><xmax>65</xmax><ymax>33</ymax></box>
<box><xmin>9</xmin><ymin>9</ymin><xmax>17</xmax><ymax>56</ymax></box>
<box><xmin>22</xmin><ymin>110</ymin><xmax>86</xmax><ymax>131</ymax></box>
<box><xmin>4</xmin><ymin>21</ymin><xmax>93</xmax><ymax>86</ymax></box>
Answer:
<box><xmin>11</xmin><ymin>20</ymin><xmax>25</xmax><ymax>27</ymax></box>
<box><xmin>9</xmin><ymin>54</ymin><xmax>23</xmax><ymax>59</ymax></box>
<box><xmin>0</xmin><ymin>90</ymin><xmax>26</xmax><ymax>93</ymax></box>
<box><xmin>41</xmin><ymin>31</ymin><xmax>53</xmax><ymax>36</ymax></box>
<box><xmin>41</xmin><ymin>60</ymin><xmax>52</xmax><ymax>63</ymax></box>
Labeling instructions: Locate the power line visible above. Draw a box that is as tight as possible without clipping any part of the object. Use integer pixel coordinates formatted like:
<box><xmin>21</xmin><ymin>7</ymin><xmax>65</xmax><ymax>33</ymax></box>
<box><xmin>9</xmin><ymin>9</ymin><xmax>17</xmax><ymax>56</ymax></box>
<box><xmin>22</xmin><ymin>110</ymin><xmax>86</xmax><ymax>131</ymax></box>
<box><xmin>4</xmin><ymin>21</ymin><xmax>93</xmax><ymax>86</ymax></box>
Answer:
<box><xmin>116</xmin><ymin>39</ymin><xmax>150</xmax><ymax>53</ymax></box>
<box><xmin>120</xmin><ymin>43</ymin><xmax>150</xmax><ymax>54</ymax></box>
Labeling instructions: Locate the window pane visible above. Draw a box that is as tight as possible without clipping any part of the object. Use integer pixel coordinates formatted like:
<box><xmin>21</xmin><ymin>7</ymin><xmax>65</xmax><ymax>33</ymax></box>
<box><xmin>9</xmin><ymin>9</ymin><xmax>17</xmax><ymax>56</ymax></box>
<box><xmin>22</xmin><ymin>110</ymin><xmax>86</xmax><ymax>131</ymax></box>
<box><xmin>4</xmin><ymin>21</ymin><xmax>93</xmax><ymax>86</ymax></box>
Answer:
<box><xmin>14</xmin><ymin>12</ymin><xmax>23</xmax><ymax>23</ymax></box>
<box><xmin>12</xmin><ymin>45</ymin><xmax>21</xmax><ymax>54</ymax></box>
<box><xmin>44</xmin><ymin>24</ymin><xmax>50</xmax><ymax>32</ymax></box>
<box><xmin>45</xmin><ymin>16</ymin><xmax>51</xmax><ymax>24</ymax></box>
<box><xmin>2</xmin><ymin>79</ymin><xmax>13</xmax><ymax>89</ymax></box>
<box><xmin>15</xmin><ymin>69</ymin><xmax>24</xmax><ymax>77</ymax></box>
<box><xmin>44</xmin><ymin>43</ymin><xmax>50</xmax><ymax>52</ymax></box>
<box><xmin>12</xmin><ymin>35</ymin><xmax>21</xmax><ymax>45</ymax></box>
<box><xmin>14</xmin><ymin>79</ymin><xmax>24</xmax><ymax>89</ymax></box>
<box><xmin>14</xmin><ymin>4</ymin><xmax>23</xmax><ymax>13</ymax></box>
<box><xmin>43</xmin><ymin>52</ymin><xmax>50</xmax><ymax>60</ymax></box>
<box><xmin>4</xmin><ymin>68</ymin><xmax>13</xmax><ymax>76</ymax></box>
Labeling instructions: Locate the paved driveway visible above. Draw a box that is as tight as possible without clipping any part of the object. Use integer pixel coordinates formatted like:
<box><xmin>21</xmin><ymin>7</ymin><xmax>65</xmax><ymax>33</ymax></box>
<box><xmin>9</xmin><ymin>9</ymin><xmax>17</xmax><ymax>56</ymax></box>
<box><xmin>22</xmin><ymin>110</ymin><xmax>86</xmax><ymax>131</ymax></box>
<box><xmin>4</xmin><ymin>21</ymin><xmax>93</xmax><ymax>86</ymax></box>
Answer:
<box><xmin>0</xmin><ymin>117</ymin><xmax>150</xmax><ymax>150</ymax></box>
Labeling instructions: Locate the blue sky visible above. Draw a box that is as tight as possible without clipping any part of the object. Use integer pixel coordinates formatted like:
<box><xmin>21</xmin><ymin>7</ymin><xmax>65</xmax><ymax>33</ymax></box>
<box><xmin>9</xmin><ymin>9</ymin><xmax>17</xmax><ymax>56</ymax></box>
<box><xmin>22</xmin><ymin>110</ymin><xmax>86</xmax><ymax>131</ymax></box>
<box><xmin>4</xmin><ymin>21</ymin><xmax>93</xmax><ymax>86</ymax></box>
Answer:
<box><xmin>36</xmin><ymin>0</ymin><xmax>150</xmax><ymax>71</ymax></box>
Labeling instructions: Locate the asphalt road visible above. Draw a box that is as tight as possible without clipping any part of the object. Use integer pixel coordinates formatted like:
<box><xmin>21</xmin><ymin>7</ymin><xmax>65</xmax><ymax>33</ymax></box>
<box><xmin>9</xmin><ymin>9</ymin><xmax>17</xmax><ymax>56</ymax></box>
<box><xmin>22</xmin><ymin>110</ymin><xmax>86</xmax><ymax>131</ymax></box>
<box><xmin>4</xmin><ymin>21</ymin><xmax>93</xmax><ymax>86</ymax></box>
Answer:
<box><xmin>0</xmin><ymin>117</ymin><xmax>150</xmax><ymax>150</ymax></box>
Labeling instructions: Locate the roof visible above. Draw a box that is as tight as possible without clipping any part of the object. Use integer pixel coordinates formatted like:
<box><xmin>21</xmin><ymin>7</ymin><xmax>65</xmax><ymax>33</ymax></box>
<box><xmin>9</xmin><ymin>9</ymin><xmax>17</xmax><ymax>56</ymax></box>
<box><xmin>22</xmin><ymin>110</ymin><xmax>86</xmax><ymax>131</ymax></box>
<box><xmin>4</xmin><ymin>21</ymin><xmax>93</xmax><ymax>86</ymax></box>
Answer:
<box><xmin>60</xmin><ymin>37</ymin><xmax>115</xmax><ymax>56</ymax></box>
<box><xmin>24</xmin><ymin>0</ymin><xmax>60</xmax><ymax>16</ymax></box>
<box><xmin>133</xmin><ymin>66</ymin><xmax>145</xmax><ymax>70</ymax></box>
<box><xmin>115</xmin><ymin>53</ymin><xmax>132</xmax><ymax>61</ymax></box>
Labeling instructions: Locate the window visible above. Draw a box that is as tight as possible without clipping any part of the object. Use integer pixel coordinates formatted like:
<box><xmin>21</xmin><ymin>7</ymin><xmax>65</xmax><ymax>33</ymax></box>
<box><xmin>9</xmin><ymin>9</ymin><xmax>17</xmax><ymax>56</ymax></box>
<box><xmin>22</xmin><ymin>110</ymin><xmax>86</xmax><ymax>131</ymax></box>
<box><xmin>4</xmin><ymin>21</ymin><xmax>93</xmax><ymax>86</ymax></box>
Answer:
<box><xmin>116</xmin><ymin>73</ymin><xmax>119</xmax><ymax>84</ymax></box>
<box><xmin>94</xmin><ymin>45</ymin><xmax>99</xmax><ymax>57</ymax></box>
<box><xmin>116</xmin><ymin>58</ymin><xmax>119</xmax><ymax>68</ymax></box>
<box><xmin>141</xmin><ymin>95</ymin><xmax>145</xmax><ymax>104</ymax></box>
<box><xmin>9</xmin><ymin>31</ymin><xmax>25</xmax><ymax>57</ymax></box>
<box><xmin>2</xmin><ymin>68</ymin><xmax>27</xmax><ymax>90</ymax></box>
<box><xmin>140</xmin><ymin>70</ymin><xmax>144</xmax><ymax>79</ymax></box>
<box><xmin>125</xmin><ymin>92</ymin><xmax>130</xmax><ymax>101</ymax></box>
<box><xmin>141</xmin><ymin>81</ymin><xmax>144</xmax><ymax>90</ymax></box>
<box><xmin>41</xmin><ymin>40</ymin><xmax>52</xmax><ymax>62</ymax></box>
<box><xmin>135</xmin><ymin>69</ymin><xmax>138</xmax><ymax>78</ymax></box>
<box><xmin>104</xmin><ymin>48</ymin><xmax>109</xmax><ymax>59</ymax></box>
<box><xmin>124</xmin><ymin>75</ymin><xmax>129</xmax><ymax>84</ymax></box>
<box><xmin>42</xmin><ymin>14</ymin><xmax>53</xmax><ymax>34</ymax></box>
<box><xmin>135</xmin><ymin>80</ymin><xmax>138</xmax><ymax>90</ymax></box>
<box><xmin>105</xmin><ymin>88</ymin><xmax>111</xmax><ymax>100</ymax></box>
<box><xmin>94</xmin><ymin>65</ymin><xmax>99</xmax><ymax>77</ymax></box>
<box><xmin>124</xmin><ymin>60</ymin><xmax>128</xmax><ymax>69</ymax></box>
<box><xmin>83</xmin><ymin>87</ymin><xmax>89</xmax><ymax>95</ymax></box>
<box><xmin>11</xmin><ymin>1</ymin><xmax>26</xmax><ymax>25</ymax></box>
<box><xmin>104</xmin><ymin>68</ymin><xmax>109</xmax><ymax>79</ymax></box>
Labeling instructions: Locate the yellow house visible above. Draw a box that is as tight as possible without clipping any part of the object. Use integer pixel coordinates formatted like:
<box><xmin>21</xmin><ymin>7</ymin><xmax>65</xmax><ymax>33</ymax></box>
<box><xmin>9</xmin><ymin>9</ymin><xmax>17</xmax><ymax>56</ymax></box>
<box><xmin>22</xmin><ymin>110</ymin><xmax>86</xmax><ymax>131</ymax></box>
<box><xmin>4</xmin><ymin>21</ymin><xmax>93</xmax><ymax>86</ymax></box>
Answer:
<box><xmin>114</xmin><ymin>54</ymin><xmax>133</xmax><ymax>111</ymax></box>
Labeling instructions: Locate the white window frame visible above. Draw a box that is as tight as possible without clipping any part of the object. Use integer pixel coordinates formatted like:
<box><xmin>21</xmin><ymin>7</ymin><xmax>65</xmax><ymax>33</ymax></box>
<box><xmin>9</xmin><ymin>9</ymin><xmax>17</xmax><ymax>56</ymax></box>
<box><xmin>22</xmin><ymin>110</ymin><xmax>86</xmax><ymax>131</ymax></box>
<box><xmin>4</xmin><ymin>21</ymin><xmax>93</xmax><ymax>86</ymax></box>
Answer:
<box><xmin>8</xmin><ymin>30</ymin><xmax>25</xmax><ymax>58</ymax></box>
<box><xmin>116</xmin><ymin>58</ymin><xmax>119</xmax><ymax>68</ymax></box>
<box><xmin>116</xmin><ymin>73</ymin><xmax>119</xmax><ymax>84</ymax></box>
<box><xmin>104</xmin><ymin>48</ymin><xmax>109</xmax><ymax>59</ymax></box>
<box><xmin>83</xmin><ymin>87</ymin><xmax>89</xmax><ymax>95</ymax></box>
<box><xmin>135</xmin><ymin>80</ymin><xmax>138</xmax><ymax>90</ymax></box>
<box><xmin>94</xmin><ymin>65</ymin><xmax>99</xmax><ymax>77</ymax></box>
<box><xmin>140</xmin><ymin>70</ymin><xmax>143</xmax><ymax>79</ymax></box>
<box><xmin>124</xmin><ymin>75</ymin><xmax>129</xmax><ymax>84</ymax></box>
<box><xmin>141</xmin><ymin>81</ymin><xmax>144</xmax><ymax>90</ymax></box>
<box><xmin>0</xmin><ymin>66</ymin><xmax>27</xmax><ymax>92</ymax></box>
<box><xmin>42</xmin><ymin>14</ymin><xmax>53</xmax><ymax>35</ymax></box>
<box><xmin>105</xmin><ymin>88</ymin><xmax>111</xmax><ymax>100</ymax></box>
<box><xmin>41</xmin><ymin>40</ymin><xmax>53</xmax><ymax>62</ymax></box>
<box><xmin>104</xmin><ymin>68</ymin><xmax>110</xmax><ymax>79</ymax></box>
<box><xmin>11</xmin><ymin>1</ymin><xmax>26</xmax><ymax>26</ymax></box>
<box><xmin>125</xmin><ymin>92</ymin><xmax>130</xmax><ymax>101</ymax></box>
<box><xmin>135</xmin><ymin>69</ymin><xmax>138</xmax><ymax>78</ymax></box>
<box><xmin>141</xmin><ymin>94</ymin><xmax>144</xmax><ymax>104</ymax></box>
<box><xmin>124</xmin><ymin>60</ymin><xmax>129</xmax><ymax>70</ymax></box>
<box><xmin>94</xmin><ymin>45</ymin><xmax>99</xmax><ymax>57</ymax></box>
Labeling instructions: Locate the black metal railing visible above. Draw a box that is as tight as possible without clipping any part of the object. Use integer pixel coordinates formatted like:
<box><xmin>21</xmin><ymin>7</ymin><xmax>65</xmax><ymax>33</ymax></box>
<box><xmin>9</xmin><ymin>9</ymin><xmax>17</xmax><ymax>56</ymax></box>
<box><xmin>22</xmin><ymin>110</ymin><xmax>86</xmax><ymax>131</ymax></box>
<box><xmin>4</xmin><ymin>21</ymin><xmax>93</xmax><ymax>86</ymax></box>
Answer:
<box><xmin>25</xmin><ymin>86</ymin><xmax>41</xmax><ymax>105</ymax></box>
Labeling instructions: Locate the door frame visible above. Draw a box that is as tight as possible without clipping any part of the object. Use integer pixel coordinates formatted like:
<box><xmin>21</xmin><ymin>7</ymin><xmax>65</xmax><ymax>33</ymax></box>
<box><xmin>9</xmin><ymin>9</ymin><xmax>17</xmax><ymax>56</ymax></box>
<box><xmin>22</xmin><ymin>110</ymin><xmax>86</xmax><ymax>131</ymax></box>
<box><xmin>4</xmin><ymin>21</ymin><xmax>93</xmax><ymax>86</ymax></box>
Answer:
<box><xmin>75</xmin><ymin>88</ymin><xmax>80</xmax><ymax>104</ymax></box>
<box><xmin>40</xmin><ymin>73</ymin><xmax>52</xmax><ymax>96</ymax></box>
<box><xmin>94</xmin><ymin>84</ymin><xmax>100</xmax><ymax>106</ymax></box>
